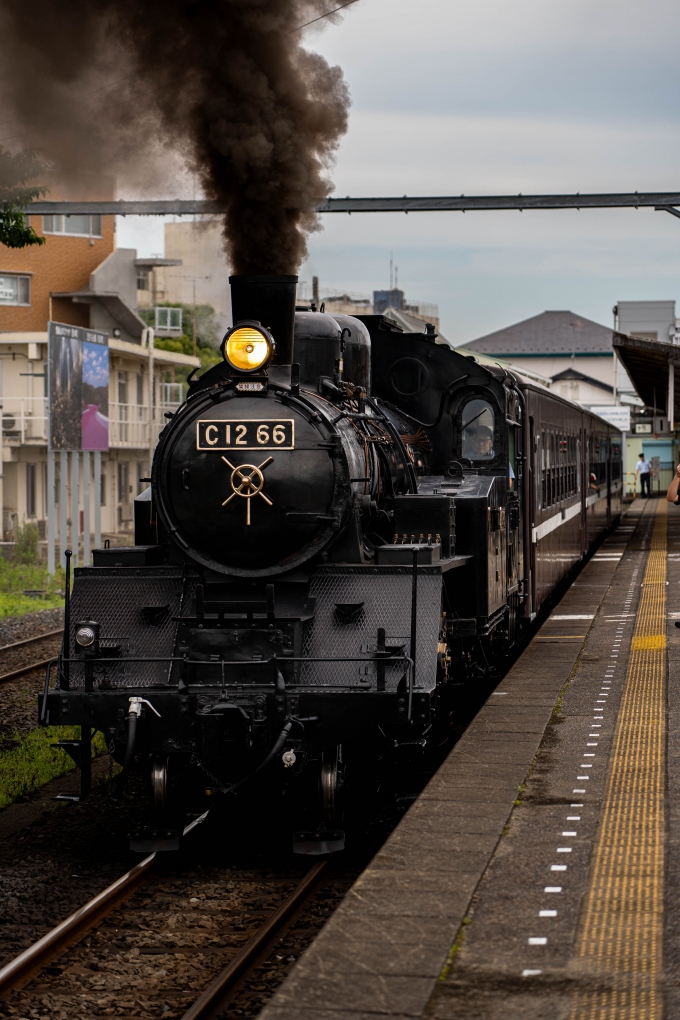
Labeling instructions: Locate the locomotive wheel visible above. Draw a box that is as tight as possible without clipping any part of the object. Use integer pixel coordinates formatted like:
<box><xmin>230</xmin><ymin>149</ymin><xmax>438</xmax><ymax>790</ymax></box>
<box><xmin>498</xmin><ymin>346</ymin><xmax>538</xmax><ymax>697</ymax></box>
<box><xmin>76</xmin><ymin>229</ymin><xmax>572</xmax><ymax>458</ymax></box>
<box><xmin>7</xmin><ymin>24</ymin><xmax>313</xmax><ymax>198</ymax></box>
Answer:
<box><xmin>151</xmin><ymin>755</ymin><xmax>169</xmax><ymax>812</ymax></box>
<box><xmin>321</xmin><ymin>746</ymin><xmax>342</xmax><ymax>826</ymax></box>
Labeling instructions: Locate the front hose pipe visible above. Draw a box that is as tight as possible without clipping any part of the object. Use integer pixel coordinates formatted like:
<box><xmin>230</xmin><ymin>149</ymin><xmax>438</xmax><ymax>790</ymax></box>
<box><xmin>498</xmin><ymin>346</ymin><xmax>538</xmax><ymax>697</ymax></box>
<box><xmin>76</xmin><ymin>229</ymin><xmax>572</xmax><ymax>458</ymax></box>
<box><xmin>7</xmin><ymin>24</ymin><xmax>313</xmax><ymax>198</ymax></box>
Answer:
<box><xmin>216</xmin><ymin>719</ymin><xmax>294</xmax><ymax>796</ymax></box>
<box><xmin>113</xmin><ymin>697</ymin><xmax>161</xmax><ymax>801</ymax></box>
<box><xmin>112</xmin><ymin>712</ymin><xmax>137</xmax><ymax>802</ymax></box>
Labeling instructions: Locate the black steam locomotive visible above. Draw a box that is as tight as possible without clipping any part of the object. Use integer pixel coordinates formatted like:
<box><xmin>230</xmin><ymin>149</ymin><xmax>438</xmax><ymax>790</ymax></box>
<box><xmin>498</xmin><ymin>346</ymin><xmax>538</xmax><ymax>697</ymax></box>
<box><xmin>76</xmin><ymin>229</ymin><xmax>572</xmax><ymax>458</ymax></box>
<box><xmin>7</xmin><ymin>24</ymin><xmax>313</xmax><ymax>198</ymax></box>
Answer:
<box><xmin>40</xmin><ymin>275</ymin><xmax>622</xmax><ymax>853</ymax></box>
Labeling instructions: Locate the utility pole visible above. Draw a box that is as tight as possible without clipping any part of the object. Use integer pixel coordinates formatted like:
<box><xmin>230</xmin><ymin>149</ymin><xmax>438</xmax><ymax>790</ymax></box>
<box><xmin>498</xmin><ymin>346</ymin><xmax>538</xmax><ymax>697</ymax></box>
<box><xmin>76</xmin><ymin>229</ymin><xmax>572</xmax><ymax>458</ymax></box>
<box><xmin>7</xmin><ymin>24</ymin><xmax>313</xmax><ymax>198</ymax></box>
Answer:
<box><xmin>193</xmin><ymin>278</ymin><xmax>197</xmax><ymax>358</ymax></box>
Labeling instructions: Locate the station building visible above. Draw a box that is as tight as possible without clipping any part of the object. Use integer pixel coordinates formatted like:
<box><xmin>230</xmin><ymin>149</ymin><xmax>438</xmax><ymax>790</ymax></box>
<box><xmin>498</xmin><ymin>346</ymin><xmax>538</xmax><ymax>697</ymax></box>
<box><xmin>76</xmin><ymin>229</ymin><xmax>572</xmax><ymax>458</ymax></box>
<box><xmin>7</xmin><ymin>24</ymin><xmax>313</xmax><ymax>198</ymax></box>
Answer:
<box><xmin>0</xmin><ymin>203</ymin><xmax>199</xmax><ymax>546</ymax></box>
<box><xmin>461</xmin><ymin>307</ymin><xmax>680</xmax><ymax>495</ymax></box>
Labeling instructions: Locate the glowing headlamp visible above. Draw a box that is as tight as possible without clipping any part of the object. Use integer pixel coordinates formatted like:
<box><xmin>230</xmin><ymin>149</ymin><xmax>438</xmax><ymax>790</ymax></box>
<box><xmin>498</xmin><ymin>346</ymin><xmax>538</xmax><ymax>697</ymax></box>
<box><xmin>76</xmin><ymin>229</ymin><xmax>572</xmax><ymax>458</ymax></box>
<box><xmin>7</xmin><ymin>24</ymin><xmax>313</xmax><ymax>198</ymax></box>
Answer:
<box><xmin>221</xmin><ymin>322</ymin><xmax>274</xmax><ymax>373</ymax></box>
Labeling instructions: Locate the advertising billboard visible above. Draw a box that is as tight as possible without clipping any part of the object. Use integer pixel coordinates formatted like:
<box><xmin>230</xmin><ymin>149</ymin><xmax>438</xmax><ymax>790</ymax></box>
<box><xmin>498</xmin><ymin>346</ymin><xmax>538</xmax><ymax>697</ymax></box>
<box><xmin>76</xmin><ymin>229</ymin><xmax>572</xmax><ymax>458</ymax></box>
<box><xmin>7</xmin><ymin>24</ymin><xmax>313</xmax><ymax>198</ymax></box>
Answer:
<box><xmin>48</xmin><ymin>322</ymin><xmax>109</xmax><ymax>450</ymax></box>
<box><xmin>589</xmin><ymin>405</ymin><xmax>631</xmax><ymax>432</ymax></box>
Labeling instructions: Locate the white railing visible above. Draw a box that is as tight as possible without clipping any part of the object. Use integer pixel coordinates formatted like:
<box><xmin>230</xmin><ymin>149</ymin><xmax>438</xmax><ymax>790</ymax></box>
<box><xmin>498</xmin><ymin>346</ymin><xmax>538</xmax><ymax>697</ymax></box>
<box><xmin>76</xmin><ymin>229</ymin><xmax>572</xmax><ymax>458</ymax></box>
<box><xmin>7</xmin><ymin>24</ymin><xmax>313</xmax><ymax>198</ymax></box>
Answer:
<box><xmin>0</xmin><ymin>399</ymin><xmax>183</xmax><ymax>449</ymax></box>
<box><xmin>109</xmin><ymin>401</ymin><xmax>182</xmax><ymax>448</ymax></box>
<box><xmin>1</xmin><ymin>398</ymin><xmax>49</xmax><ymax>443</ymax></box>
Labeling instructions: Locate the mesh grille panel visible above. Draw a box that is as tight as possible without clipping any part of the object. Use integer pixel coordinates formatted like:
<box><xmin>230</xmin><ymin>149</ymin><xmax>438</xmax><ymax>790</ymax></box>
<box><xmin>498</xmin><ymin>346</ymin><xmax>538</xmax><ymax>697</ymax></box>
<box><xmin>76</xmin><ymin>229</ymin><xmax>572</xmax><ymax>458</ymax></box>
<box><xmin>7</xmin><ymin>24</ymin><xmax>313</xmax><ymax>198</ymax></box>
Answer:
<box><xmin>67</xmin><ymin>569</ymin><xmax>184</xmax><ymax>689</ymax></box>
<box><xmin>302</xmin><ymin>568</ymin><xmax>441</xmax><ymax>690</ymax></box>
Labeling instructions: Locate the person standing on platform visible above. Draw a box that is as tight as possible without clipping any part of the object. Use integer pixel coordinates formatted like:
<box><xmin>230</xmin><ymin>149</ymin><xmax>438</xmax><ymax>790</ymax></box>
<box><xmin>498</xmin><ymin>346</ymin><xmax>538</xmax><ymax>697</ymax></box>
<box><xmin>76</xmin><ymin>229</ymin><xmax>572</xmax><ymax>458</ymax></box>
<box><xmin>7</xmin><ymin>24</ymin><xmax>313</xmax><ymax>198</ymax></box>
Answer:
<box><xmin>636</xmin><ymin>453</ymin><xmax>652</xmax><ymax>497</ymax></box>
<box><xmin>666</xmin><ymin>463</ymin><xmax>680</xmax><ymax>502</ymax></box>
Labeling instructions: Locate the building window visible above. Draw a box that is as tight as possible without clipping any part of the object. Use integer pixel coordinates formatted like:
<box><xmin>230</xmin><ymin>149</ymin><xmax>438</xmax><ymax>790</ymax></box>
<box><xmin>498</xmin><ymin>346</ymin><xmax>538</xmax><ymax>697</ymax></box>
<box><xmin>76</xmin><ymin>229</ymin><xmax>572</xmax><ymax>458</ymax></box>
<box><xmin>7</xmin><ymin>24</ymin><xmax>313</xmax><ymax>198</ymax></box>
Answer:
<box><xmin>26</xmin><ymin>464</ymin><xmax>36</xmax><ymax>518</ymax></box>
<box><xmin>100</xmin><ymin>470</ymin><xmax>106</xmax><ymax>507</ymax></box>
<box><xmin>0</xmin><ymin>274</ymin><xmax>31</xmax><ymax>306</ymax></box>
<box><xmin>43</xmin><ymin>214</ymin><xmax>103</xmax><ymax>238</ymax></box>
<box><xmin>118</xmin><ymin>371</ymin><xmax>128</xmax><ymax>405</ymax></box>
<box><xmin>118</xmin><ymin>462</ymin><xmax>129</xmax><ymax>504</ymax></box>
<box><xmin>137</xmin><ymin>462</ymin><xmax>147</xmax><ymax>495</ymax></box>
<box><xmin>136</xmin><ymin>374</ymin><xmax>144</xmax><ymax>420</ymax></box>
<box><xmin>155</xmin><ymin>307</ymin><xmax>183</xmax><ymax>334</ymax></box>
<box><xmin>137</xmin><ymin>268</ymin><xmax>150</xmax><ymax>291</ymax></box>
<box><xmin>161</xmin><ymin>381</ymin><xmax>183</xmax><ymax>405</ymax></box>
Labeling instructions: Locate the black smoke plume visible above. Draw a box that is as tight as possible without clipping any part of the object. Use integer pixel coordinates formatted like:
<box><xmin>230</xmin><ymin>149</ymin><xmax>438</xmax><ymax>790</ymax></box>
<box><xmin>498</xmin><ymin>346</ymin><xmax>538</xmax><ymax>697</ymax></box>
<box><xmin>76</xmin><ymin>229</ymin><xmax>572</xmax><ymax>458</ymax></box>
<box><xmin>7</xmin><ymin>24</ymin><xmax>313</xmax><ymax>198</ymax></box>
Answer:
<box><xmin>0</xmin><ymin>1</ymin><xmax>352</xmax><ymax>273</ymax></box>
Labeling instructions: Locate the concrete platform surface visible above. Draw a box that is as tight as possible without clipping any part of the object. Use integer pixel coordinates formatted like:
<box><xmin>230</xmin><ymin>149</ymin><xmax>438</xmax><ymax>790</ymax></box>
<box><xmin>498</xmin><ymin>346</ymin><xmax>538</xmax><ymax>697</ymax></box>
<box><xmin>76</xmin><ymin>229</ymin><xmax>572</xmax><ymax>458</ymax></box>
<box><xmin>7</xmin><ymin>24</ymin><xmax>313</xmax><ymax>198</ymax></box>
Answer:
<box><xmin>259</xmin><ymin>502</ymin><xmax>657</xmax><ymax>1020</ymax></box>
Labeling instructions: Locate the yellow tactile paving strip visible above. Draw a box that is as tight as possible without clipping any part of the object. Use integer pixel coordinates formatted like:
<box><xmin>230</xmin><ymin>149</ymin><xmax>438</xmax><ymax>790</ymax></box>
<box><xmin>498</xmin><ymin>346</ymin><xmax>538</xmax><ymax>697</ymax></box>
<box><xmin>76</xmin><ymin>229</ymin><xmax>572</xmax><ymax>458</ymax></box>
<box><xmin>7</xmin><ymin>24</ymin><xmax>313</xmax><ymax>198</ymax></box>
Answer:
<box><xmin>571</xmin><ymin>500</ymin><xmax>667</xmax><ymax>1019</ymax></box>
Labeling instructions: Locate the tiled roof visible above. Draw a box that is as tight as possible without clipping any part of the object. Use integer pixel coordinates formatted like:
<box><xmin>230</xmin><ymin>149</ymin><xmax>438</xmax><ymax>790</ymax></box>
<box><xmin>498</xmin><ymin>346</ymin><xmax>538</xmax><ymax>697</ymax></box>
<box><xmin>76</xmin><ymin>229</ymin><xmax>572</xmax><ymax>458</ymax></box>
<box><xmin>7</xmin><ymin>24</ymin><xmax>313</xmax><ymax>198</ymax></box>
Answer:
<box><xmin>461</xmin><ymin>310</ymin><xmax>617</xmax><ymax>355</ymax></box>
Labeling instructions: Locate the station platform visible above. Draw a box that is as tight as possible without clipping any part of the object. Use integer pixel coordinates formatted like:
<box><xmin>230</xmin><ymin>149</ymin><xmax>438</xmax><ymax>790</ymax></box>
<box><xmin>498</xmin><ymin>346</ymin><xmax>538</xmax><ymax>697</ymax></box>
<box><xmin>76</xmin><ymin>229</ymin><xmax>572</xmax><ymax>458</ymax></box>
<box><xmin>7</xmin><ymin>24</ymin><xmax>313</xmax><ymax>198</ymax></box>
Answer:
<box><xmin>258</xmin><ymin>497</ymin><xmax>677</xmax><ymax>1020</ymax></box>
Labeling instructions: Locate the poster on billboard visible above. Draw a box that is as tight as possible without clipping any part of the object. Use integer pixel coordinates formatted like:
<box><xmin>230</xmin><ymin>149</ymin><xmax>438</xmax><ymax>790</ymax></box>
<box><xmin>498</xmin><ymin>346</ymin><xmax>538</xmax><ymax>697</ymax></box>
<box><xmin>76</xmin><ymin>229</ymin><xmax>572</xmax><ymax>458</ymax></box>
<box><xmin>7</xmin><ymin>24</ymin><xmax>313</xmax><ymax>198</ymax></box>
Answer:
<box><xmin>48</xmin><ymin>322</ymin><xmax>109</xmax><ymax>450</ymax></box>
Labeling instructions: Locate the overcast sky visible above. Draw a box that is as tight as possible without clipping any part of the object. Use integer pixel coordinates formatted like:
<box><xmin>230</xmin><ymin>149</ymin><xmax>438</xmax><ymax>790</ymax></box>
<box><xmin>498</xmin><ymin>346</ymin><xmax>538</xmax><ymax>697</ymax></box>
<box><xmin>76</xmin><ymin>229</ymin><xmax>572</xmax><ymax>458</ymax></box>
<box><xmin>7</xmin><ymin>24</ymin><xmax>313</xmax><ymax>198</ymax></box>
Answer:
<box><xmin>118</xmin><ymin>0</ymin><xmax>680</xmax><ymax>342</ymax></box>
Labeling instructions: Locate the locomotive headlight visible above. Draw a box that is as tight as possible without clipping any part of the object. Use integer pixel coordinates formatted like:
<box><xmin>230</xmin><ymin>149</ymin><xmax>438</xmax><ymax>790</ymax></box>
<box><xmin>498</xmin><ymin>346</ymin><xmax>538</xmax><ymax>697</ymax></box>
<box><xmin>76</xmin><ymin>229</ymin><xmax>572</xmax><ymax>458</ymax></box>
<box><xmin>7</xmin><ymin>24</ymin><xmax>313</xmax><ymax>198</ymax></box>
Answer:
<box><xmin>75</xmin><ymin>625</ymin><xmax>96</xmax><ymax>647</ymax></box>
<box><xmin>74</xmin><ymin>620</ymin><xmax>100</xmax><ymax>659</ymax></box>
<box><xmin>222</xmin><ymin>324</ymin><xmax>274</xmax><ymax>373</ymax></box>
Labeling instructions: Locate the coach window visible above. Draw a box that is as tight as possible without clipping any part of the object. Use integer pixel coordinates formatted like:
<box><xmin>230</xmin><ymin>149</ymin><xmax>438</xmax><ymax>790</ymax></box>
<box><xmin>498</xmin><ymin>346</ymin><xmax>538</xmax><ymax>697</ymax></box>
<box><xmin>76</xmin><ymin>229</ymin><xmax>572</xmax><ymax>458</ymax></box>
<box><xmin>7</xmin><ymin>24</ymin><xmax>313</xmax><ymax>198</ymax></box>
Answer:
<box><xmin>462</xmin><ymin>399</ymin><xmax>495</xmax><ymax>460</ymax></box>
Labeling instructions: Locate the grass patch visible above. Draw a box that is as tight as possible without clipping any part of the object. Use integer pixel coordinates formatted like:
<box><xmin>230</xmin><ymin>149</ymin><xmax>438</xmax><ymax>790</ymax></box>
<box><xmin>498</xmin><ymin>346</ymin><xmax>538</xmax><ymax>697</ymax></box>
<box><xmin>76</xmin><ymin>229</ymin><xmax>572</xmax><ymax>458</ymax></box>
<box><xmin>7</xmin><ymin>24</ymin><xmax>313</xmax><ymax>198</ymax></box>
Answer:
<box><xmin>0</xmin><ymin>726</ymin><xmax>107</xmax><ymax>808</ymax></box>
<box><xmin>438</xmin><ymin>916</ymin><xmax>472</xmax><ymax>981</ymax></box>
<box><xmin>0</xmin><ymin>558</ymin><xmax>64</xmax><ymax>618</ymax></box>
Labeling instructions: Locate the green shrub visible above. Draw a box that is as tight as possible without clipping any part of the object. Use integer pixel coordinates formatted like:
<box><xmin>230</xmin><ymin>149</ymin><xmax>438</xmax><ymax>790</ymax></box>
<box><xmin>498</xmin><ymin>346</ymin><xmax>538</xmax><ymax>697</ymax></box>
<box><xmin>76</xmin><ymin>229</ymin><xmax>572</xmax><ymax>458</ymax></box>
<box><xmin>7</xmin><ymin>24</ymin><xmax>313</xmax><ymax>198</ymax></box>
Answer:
<box><xmin>12</xmin><ymin>520</ymin><xmax>40</xmax><ymax>565</ymax></box>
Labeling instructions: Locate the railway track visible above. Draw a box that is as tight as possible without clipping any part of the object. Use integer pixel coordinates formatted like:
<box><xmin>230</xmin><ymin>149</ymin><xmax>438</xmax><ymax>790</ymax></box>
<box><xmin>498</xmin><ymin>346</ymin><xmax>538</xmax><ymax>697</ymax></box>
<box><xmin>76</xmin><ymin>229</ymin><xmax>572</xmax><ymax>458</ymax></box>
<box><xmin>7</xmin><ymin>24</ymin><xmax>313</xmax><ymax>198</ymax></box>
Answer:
<box><xmin>0</xmin><ymin>850</ymin><xmax>332</xmax><ymax>1019</ymax></box>
<box><xmin>0</xmin><ymin>628</ymin><xmax>62</xmax><ymax>685</ymax></box>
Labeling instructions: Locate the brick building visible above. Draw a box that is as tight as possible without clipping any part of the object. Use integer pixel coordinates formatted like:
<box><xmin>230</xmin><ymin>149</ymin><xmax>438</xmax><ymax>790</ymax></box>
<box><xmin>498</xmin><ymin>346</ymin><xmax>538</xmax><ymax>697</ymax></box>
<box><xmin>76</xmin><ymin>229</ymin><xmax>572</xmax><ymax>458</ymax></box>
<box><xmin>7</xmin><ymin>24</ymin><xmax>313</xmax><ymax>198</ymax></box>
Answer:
<box><xmin>0</xmin><ymin>195</ymin><xmax>198</xmax><ymax>548</ymax></box>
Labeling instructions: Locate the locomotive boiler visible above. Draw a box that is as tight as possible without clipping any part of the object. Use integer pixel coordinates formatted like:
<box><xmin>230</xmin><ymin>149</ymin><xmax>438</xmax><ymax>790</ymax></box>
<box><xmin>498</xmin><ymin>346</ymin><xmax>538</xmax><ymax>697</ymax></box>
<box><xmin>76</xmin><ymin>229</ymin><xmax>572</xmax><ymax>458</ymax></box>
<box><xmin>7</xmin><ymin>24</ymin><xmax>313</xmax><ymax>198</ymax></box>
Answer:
<box><xmin>40</xmin><ymin>274</ymin><xmax>622</xmax><ymax>853</ymax></box>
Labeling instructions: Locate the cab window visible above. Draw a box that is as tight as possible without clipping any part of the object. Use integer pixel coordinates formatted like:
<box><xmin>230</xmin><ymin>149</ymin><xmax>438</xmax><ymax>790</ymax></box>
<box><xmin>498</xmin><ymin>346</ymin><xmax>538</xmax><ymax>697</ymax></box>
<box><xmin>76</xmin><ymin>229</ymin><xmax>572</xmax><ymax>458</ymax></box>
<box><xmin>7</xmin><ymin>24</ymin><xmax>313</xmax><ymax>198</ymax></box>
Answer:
<box><xmin>461</xmin><ymin>399</ymin><xmax>495</xmax><ymax>461</ymax></box>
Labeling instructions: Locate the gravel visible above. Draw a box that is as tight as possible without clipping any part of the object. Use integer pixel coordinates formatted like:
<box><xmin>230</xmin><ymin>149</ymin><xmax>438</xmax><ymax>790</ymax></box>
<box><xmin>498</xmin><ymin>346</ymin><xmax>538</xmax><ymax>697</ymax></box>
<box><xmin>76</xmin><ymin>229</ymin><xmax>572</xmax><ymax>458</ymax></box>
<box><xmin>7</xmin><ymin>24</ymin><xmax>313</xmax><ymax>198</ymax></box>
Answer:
<box><xmin>0</xmin><ymin>775</ymin><xmax>363</xmax><ymax>1020</ymax></box>
<box><xmin>0</xmin><ymin>608</ymin><xmax>63</xmax><ymax>648</ymax></box>
<box><xmin>0</xmin><ymin>610</ymin><xmax>64</xmax><ymax>741</ymax></box>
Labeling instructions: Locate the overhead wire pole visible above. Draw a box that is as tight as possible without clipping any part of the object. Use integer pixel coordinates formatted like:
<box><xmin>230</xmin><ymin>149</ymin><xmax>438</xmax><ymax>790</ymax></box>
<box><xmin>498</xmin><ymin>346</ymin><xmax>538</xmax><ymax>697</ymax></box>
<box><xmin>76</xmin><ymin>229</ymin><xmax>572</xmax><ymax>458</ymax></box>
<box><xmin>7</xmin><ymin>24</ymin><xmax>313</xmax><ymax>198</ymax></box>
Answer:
<box><xmin>20</xmin><ymin>193</ymin><xmax>680</xmax><ymax>216</ymax></box>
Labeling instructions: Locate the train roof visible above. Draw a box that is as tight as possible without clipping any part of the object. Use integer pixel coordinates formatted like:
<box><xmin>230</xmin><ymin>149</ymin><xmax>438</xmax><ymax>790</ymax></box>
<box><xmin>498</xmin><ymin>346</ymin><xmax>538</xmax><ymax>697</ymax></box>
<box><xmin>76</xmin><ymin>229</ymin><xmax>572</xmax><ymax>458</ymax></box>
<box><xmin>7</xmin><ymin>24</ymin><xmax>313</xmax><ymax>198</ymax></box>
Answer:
<box><xmin>450</xmin><ymin>344</ymin><xmax>622</xmax><ymax>435</ymax></box>
<box><xmin>452</xmin><ymin>347</ymin><xmax>552</xmax><ymax>387</ymax></box>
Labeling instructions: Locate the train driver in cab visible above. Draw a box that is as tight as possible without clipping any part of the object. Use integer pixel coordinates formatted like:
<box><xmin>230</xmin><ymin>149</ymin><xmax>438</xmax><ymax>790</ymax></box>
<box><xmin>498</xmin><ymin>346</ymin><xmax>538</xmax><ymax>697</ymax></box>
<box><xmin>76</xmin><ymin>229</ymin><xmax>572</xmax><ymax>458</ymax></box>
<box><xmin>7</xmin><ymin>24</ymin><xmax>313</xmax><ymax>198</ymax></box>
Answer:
<box><xmin>464</xmin><ymin>425</ymin><xmax>494</xmax><ymax>460</ymax></box>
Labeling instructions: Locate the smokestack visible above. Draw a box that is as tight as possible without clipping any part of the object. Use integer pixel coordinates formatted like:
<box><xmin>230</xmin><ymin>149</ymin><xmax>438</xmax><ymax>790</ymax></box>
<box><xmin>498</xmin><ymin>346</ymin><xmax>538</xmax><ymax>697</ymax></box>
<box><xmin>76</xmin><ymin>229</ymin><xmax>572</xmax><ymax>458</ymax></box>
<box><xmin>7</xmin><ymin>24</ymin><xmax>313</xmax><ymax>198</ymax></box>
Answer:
<box><xmin>0</xmin><ymin>1</ymin><xmax>354</xmax><ymax>277</ymax></box>
<box><xmin>229</xmin><ymin>275</ymin><xmax>298</xmax><ymax>365</ymax></box>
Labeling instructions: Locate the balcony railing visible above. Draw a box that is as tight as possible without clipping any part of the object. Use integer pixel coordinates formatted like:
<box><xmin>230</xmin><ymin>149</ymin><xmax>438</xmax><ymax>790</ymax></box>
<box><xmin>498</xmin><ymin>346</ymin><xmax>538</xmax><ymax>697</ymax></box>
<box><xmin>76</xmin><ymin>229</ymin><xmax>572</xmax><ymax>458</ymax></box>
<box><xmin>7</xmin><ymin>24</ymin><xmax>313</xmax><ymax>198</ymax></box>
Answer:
<box><xmin>0</xmin><ymin>399</ymin><xmax>182</xmax><ymax>449</ymax></box>
<box><xmin>109</xmin><ymin>402</ymin><xmax>182</xmax><ymax>448</ymax></box>
<box><xmin>1</xmin><ymin>398</ymin><xmax>49</xmax><ymax>443</ymax></box>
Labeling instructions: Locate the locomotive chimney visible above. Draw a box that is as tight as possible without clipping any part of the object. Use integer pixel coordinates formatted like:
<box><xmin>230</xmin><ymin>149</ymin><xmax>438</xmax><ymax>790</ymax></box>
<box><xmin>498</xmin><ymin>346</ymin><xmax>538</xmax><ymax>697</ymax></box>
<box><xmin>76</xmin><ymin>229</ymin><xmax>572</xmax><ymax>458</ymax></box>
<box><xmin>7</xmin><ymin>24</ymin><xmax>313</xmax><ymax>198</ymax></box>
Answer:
<box><xmin>229</xmin><ymin>275</ymin><xmax>298</xmax><ymax>365</ymax></box>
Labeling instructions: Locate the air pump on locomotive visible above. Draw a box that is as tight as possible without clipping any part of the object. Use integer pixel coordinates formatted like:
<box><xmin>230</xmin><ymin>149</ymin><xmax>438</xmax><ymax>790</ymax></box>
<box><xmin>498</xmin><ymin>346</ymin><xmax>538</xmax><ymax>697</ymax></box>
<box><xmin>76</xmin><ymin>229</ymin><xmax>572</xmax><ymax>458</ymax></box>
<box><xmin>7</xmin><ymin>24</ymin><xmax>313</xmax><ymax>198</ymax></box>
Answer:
<box><xmin>39</xmin><ymin>273</ymin><xmax>603</xmax><ymax>853</ymax></box>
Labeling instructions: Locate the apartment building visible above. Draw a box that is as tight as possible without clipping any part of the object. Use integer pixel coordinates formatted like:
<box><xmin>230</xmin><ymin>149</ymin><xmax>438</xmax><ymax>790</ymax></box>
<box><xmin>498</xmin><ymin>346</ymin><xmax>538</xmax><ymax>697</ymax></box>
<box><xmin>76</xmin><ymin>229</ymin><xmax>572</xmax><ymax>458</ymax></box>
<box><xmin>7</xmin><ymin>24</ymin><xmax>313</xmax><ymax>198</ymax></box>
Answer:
<box><xmin>0</xmin><ymin>199</ymin><xmax>199</xmax><ymax>545</ymax></box>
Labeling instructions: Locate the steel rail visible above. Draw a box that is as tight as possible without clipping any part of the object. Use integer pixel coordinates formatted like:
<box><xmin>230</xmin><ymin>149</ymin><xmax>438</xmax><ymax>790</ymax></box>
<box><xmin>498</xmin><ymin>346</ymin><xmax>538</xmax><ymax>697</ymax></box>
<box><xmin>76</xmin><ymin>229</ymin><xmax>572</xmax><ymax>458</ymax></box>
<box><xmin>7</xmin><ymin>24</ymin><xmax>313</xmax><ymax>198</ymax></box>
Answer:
<box><xmin>0</xmin><ymin>657</ymin><xmax>60</xmax><ymax>686</ymax></box>
<box><xmin>0</xmin><ymin>627</ymin><xmax>64</xmax><ymax>687</ymax></box>
<box><xmin>0</xmin><ymin>629</ymin><xmax>62</xmax><ymax>655</ymax></box>
<box><xmin>180</xmin><ymin>859</ymin><xmax>328</xmax><ymax>1020</ymax></box>
<box><xmin>0</xmin><ymin>853</ymin><xmax>156</xmax><ymax>995</ymax></box>
<box><xmin>18</xmin><ymin>192</ymin><xmax>680</xmax><ymax>216</ymax></box>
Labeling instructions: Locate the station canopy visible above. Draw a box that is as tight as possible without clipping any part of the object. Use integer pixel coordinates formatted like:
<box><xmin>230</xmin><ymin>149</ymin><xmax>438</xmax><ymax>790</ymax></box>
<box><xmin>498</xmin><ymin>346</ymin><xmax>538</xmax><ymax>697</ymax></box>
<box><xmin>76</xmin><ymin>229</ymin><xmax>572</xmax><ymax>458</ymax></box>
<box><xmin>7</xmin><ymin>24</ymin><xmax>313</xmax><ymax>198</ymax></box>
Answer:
<box><xmin>613</xmin><ymin>333</ymin><xmax>680</xmax><ymax>419</ymax></box>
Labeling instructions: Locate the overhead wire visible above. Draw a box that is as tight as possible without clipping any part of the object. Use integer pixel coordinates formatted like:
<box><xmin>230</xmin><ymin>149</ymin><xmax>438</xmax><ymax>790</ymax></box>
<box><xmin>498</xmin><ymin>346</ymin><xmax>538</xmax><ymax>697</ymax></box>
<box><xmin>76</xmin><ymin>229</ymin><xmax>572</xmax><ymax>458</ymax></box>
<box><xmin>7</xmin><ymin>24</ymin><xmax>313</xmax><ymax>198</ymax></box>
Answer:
<box><xmin>289</xmin><ymin>0</ymin><xmax>361</xmax><ymax>32</ymax></box>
